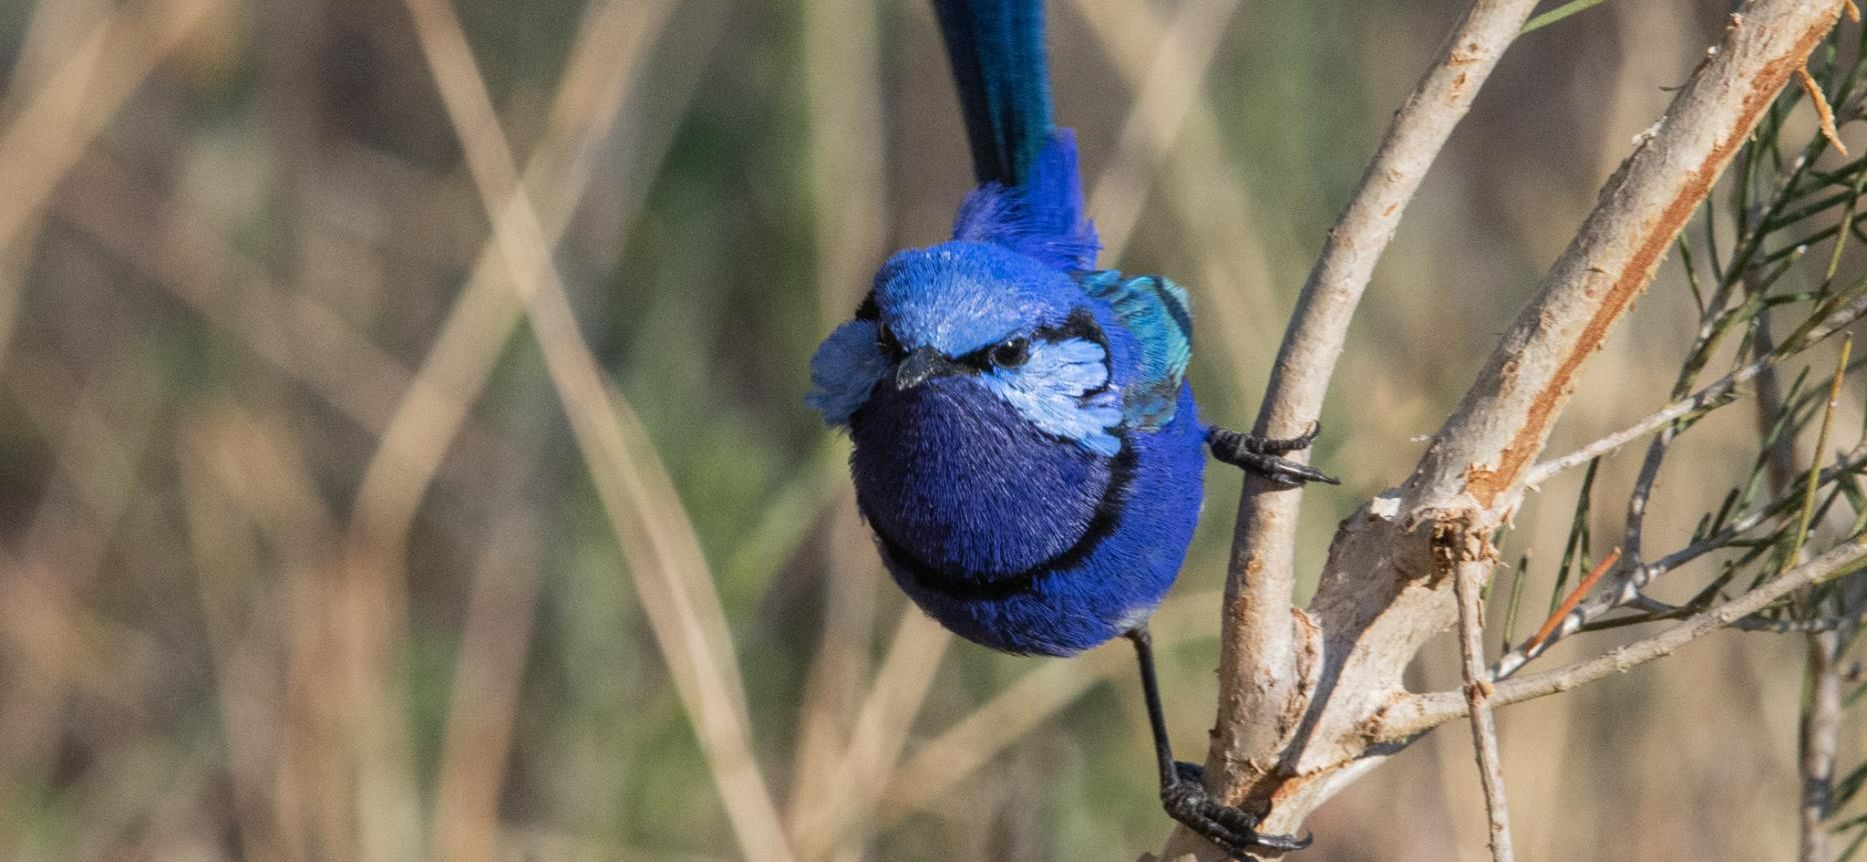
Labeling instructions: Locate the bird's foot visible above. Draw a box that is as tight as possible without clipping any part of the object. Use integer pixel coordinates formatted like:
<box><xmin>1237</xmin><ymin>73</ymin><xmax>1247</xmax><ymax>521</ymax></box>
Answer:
<box><xmin>1208</xmin><ymin>424</ymin><xmax>1338</xmax><ymax>486</ymax></box>
<box><xmin>1163</xmin><ymin>762</ymin><xmax>1312</xmax><ymax>858</ymax></box>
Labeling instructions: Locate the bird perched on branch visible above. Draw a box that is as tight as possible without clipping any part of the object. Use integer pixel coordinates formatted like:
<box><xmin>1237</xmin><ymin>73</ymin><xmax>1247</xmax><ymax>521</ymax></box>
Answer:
<box><xmin>806</xmin><ymin>0</ymin><xmax>1333</xmax><ymax>855</ymax></box>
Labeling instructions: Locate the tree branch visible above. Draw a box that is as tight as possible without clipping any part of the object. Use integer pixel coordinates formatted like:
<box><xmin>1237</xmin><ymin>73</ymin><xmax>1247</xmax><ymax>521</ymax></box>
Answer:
<box><xmin>1454</xmin><ymin>550</ymin><xmax>1515</xmax><ymax>862</ymax></box>
<box><xmin>1409</xmin><ymin>2</ymin><xmax>1843</xmax><ymax>513</ymax></box>
<box><xmin>1186</xmin><ymin>0</ymin><xmax>1846</xmax><ymax>853</ymax></box>
<box><xmin>1204</xmin><ymin>0</ymin><xmax>1542</xmax><ymax>817</ymax></box>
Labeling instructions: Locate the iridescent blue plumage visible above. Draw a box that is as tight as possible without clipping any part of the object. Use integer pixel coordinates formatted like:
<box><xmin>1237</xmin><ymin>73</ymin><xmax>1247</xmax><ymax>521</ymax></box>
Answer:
<box><xmin>807</xmin><ymin>133</ymin><xmax>1204</xmax><ymax>655</ymax></box>
<box><xmin>804</xmin><ymin>0</ymin><xmax>1329</xmax><ymax>854</ymax></box>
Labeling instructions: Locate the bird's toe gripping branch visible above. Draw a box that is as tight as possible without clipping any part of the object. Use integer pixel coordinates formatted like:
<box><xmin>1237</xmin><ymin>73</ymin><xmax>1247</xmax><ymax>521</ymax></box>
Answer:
<box><xmin>1207</xmin><ymin>423</ymin><xmax>1339</xmax><ymax>487</ymax></box>
<box><xmin>1128</xmin><ymin>629</ymin><xmax>1314</xmax><ymax>857</ymax></box>
<box><xmin>1161</xmin><ymin>762</ymin><xmax>1314</xmax><ymax>857</ymax></box>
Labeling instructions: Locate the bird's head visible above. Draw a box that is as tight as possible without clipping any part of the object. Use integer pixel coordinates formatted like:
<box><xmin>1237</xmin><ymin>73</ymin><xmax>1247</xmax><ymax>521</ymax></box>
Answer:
<box><xmin>807</xmin><ymin>240</ymin><xmax>1124</xmax><ymax>456</ymax></box>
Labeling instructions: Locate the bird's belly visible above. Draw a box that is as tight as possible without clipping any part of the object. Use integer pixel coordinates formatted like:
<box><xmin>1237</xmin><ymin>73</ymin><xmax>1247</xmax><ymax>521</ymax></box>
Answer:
<box><xmin>850</xmin><ymin>378</ymin><xmax>1113</xmax><ymax>577</ymax></box>
<box><xmin>852</xmin><ymin>383</ymin><xmax>1208</xmax><ymax>656</ymax></box>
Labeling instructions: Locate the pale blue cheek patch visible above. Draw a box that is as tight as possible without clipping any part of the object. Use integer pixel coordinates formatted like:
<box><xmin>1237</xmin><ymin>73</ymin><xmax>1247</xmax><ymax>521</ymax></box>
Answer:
<box><xmin>807</xmin><ymin>320</ymin><xmax>890</xmax><ymax>427</ymax></box>
<box><xmin>981</xmin><ymin>337</ymin><xmax>1122</xmax><ymax>456</ymax></box>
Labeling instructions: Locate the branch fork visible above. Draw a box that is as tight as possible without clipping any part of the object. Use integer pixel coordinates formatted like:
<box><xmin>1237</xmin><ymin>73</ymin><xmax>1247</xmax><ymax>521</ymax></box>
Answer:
<box><xmin>1167</xmin><ymin>1</ymin><xmax>1850</xmax><ymax>858</ymax></box>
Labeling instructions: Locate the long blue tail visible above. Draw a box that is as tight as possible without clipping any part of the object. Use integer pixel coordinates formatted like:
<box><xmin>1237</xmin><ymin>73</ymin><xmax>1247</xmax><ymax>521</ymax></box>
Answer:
<box><xmin>934</xmin><ymin>0</ymin><xmax>1097</xmax><ymax>270</ymax></box>
<box><xmin>931</xmin><ymin>0</ymin><xmax>1054</xmax><ymax>189</ymax></box>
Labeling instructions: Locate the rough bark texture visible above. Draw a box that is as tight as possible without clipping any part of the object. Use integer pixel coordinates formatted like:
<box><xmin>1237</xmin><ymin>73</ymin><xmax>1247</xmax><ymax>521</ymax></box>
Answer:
<box><xmin>1169</xmin><ymin>2</ymin><xmax>1846</xmax><ymax>858</ymax></box>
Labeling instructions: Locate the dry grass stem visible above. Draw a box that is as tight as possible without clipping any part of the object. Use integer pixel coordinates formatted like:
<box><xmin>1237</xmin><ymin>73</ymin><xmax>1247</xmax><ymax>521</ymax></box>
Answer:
<box><xmin>430</xmin><ymin>519</ymin><xmax>545</xmax><ymax>862</ymax></box>
<box><xmin>54</xmin><ymin>154</ymin><xmax>513</xmax><ymax>473</ymax></box>
<box><xmin>0</xmin><ymin>0</ymin><xmax>221</xmax><ymax>250</ymax></box>
<box><xmin>797</xmin><ymin>610</ymin><xmax>952</xmax><ymax>859</ymax></box>
<box><xmin>880</xmin><ymin>590</ymin><xmax>1222</xmax><ymax>827</ymax></box>
<box><xmin>349</xmin><ymin>0</ymin><xmax>674</xmax><ymax>553</ymax></box>
<box><xmin>399</xmin><ymin>0</ymin><xmax>791</xmax><ymax>856</ymax></box>
<box><xmin>1084</xmin><ymin>0</ymin><xmax>1241</xmax><ymax>259</ymax></box>
<box><xmin>1067</xmin><ymin>0</ymin><xmax>1283</xmax><ymax>405</ymax></box>
<box><xmin>790</xmin><ymin>0</ymin><xmax>892</xmax><ymax>850</ymax></box>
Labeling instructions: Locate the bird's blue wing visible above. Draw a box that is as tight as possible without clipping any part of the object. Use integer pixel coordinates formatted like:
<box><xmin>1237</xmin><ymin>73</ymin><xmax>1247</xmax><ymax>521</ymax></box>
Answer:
<box><xmin>931</xmin><ymin>0</ymin><xmax>1052</xmax><ymax>189</ymax></box>
<box><xmin>1078</xmin><ymin>271</ymin><xmax>1192</xmax><ymax>429</ymax></box>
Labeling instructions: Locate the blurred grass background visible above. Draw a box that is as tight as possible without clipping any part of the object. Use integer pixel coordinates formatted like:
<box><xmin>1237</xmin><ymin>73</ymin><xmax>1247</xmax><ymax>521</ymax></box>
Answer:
<box><xmin>0</xmin><ymin>0</ymin><xmax>1856</xmax><ymax>859</ymax></box>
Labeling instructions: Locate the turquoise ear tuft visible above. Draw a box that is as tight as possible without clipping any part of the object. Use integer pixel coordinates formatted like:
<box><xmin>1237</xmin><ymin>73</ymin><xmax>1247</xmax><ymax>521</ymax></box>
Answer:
<box><xmin>1078</xmin><ymin>272</ymin><xmax>1193</xmax><ymax>429</ymax></box>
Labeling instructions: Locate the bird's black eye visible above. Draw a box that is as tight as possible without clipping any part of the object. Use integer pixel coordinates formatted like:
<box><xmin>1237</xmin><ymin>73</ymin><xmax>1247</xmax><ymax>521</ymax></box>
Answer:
<box><xmin>990</xmin><ymin>337</ymin><xmax>1030</xmax><ymax>368</ymax></box>
<box><xmin>876</xmin><ymin>326</ymin><xmax>903</xmax><ymax>358</ymax></box>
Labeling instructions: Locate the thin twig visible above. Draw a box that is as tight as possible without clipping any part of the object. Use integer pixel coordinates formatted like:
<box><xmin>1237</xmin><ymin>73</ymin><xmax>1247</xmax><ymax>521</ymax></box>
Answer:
<box><xmin>1525</xmin><ymin>293</ymin><xmax>1867</xmax><ymax>486</ymax></box>
<box><xmin>1523</xmin><ymin>547</ymin><xmax>1621</xmax><ymax>654</ymax></box>
<box><xmin>1795</xmin><ymin>336</ymin><xmax>1852</xmax><ymax>862</ymax></box>
<box><xmin>1455</xmin><ymin>556</ymin><xmax>1515</xmax><ymax>862</ymax></box>
<box><xmin>1497</xmin><ymin>439</ymin><xmax>1867</xmax><ymax>676</ymax></box>
<box><xmin>1791</xmin><ymin>336</ymin><xmax>1853</xmax><ymax>567</ymax></box>
<box><xmin>1478</xmin><ymin>129</ymin><xmax>1859</xmax><ymax>671</ymax></box>
<box><xmin>1383</xmin><ymin>535</ymin><xmax>1867</xmax><ymax>739</ymax></box>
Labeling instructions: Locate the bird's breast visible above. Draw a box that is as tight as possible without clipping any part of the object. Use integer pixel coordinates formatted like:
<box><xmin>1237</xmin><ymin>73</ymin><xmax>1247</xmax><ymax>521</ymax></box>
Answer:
<box><xmin>849</xmin><ymin>376</ymin><xmax>1117</xmax><ymax>579</ymax></box>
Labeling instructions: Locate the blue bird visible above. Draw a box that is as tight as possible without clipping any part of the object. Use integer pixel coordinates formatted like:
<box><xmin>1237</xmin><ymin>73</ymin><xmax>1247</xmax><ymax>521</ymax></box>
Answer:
<box><xmin>806</xmin><ymin>0</ymin><xmax>1334</xmax><ymax>855</ymax></box>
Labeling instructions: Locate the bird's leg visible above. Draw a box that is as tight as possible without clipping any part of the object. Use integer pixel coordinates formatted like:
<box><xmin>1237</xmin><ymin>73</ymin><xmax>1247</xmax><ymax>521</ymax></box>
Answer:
<box><xmin>1207</xmin><ymin>423</ymin><xmax>1338</xmax><ymax>487</ymax></box>
<box><xmin>1124</xmin><ymin>627</ymin><xmax>1312</xmax><ymax>858</ymax></box>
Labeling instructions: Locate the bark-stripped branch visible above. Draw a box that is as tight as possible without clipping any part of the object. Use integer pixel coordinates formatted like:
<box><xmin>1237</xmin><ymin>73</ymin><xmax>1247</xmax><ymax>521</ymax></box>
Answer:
<box><xmin>1409</xmin><ymin>3</ymin><xmax>1842</xmax><ymax>512</ymax></box>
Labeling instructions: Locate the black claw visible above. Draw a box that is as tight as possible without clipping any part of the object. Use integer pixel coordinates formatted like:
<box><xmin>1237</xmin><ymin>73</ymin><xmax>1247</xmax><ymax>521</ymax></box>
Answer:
<box><xmin>1251</xmin><ymin>831</ymin><xmax>1316</xmax><ymax>854</ymax></box>
<box><xmin>1132</xmin><ymin>631</ymin><xmax>1314</xmax><ymax>859</ymax></box>
<box><xmin>1161</xmin><ymin>773</ymin><xmax>1313</xmax><ymax>858</ymax></box>
<box><xmin>1207</xmin><ymin>426</ymin><xmax>1340</xmax><ymax>487</ymax></box>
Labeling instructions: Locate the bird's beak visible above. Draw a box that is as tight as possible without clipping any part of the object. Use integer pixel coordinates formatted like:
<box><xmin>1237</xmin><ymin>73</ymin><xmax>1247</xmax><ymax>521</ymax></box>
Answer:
<box><xmin>895</xmin><ymin>347</ymin><xmax>952</xmax><ymax>389</ymax></box>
